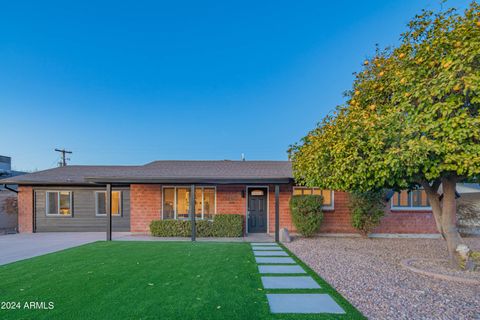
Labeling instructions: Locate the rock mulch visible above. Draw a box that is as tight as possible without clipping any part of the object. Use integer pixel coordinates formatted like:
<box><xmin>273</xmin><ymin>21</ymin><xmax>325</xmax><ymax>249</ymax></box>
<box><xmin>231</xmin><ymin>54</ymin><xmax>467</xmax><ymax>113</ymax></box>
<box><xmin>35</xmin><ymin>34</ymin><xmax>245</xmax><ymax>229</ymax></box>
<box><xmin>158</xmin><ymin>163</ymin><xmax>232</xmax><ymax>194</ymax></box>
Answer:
<box><xmin>285</xmin><ymin>237</ymin><xmax>480</xmax><ymax>320</ymax></box>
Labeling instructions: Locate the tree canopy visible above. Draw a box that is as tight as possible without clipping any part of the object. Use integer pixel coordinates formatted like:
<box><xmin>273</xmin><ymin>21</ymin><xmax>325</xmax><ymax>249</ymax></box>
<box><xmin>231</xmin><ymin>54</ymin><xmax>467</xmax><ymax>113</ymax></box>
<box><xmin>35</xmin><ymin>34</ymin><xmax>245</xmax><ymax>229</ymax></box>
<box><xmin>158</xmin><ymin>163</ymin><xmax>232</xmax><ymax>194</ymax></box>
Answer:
<box><xmin>289</xmin><ymin>2</ymin><xmax>480</xmax><ymax>193</ymax></box>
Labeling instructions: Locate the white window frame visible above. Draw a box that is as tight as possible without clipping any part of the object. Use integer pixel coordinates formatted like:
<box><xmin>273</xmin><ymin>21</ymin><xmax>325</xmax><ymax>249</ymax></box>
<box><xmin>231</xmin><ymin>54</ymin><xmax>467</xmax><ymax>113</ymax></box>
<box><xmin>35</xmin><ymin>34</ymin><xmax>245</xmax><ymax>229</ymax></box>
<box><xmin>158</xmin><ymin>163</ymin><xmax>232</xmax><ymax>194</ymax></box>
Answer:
<box><xmin>391</xmin><ymin>189</ymin><xmax>431</xmax><ymax>211</ymax></box>
<box><xmin>45</xmin><ymin>191</ymin><xmax>73</xmax><ymax>217</ymax></box>
<box><xmin>292</xmin><ymin>187</ymin><xmax>335</xmax><ymax>211</ymax></box>
<box><xmin>161</xmin><ymin>186</ymin><xmax>217</xmax><ymax>220</ymax></box>
<box><xmin>95</xmin><ymin>191</ymin><xmax>122</xmax><ymax>217</ymax></box>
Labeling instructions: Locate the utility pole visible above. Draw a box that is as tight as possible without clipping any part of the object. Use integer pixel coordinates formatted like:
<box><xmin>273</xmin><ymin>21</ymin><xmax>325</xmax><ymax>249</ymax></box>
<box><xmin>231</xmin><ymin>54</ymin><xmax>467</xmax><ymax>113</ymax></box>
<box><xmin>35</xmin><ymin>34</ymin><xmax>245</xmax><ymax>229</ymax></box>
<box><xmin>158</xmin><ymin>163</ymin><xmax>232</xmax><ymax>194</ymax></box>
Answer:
<box><xmin>55</xmin><ymin>148</ymin><xmax>72</xmax><ymax>167</ymax></box>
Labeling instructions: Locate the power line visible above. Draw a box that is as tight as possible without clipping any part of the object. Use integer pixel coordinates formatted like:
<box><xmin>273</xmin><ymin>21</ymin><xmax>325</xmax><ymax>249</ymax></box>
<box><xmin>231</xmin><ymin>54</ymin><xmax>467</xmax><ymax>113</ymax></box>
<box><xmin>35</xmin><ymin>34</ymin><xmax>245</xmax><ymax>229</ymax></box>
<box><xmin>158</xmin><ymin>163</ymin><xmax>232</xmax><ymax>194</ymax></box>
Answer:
<box><xmin>54</xmin><ymin>148</ymin><xmax>72</xmax><ymax>167</ymax></box>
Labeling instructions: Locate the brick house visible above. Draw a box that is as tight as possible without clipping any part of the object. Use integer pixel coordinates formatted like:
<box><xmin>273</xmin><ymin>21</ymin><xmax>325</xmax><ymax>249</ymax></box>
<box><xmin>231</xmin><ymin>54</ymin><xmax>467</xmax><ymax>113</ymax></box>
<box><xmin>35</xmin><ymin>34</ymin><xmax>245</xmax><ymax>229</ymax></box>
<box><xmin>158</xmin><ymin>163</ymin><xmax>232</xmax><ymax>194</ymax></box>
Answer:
<box><xmin>0</xmin><ymin>160</ymin><xmax>438</xmax><ymax>236</ymax></box>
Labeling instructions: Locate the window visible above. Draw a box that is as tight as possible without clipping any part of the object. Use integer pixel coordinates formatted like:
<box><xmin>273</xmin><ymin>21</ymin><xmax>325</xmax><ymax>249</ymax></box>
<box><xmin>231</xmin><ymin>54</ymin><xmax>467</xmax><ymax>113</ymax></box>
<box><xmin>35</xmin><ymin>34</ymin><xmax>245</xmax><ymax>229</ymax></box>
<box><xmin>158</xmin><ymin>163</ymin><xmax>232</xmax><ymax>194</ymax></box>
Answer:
<box><xmin>162</xmin><ymin>187</ymin><xmax>216</xmax><ymax>220</ymax></box>
<box><xmin>46</xmin><ymin>191</ymin><xmax>72</xmax><ymax>216</ymax></box>
<box><xmin>391</xmin><ymin>189</ymin><xmax>430</xmax><ymax>210</ymax></box>
<box><xmin>95</xmin><ymin>191</ymin><xmax>122</xmax><ymax>216</ymax></box>
<box><xmin>292</xmin><ymin>187</ymin><xmax>334</xmax><ymax>210</ymax></box>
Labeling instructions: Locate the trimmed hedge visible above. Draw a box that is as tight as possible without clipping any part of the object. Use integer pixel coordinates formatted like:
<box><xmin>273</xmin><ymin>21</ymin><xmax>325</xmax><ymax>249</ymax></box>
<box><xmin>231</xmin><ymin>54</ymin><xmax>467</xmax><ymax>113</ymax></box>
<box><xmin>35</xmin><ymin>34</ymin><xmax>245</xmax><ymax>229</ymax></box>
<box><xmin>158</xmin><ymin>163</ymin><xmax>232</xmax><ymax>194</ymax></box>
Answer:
<box><xmin>290</xmin><ymin>195</ymin><xmax>324</xmax><ymax>237</ymax></box>
<box><xmin>212</xmin><ymin>214</ymin><xmax>244</xmax><ymax>237</ymax></box>
<box><xmin>150</xmin><ymin>214</ymin><xmax>243</xmax><ymax>237</ymax></box>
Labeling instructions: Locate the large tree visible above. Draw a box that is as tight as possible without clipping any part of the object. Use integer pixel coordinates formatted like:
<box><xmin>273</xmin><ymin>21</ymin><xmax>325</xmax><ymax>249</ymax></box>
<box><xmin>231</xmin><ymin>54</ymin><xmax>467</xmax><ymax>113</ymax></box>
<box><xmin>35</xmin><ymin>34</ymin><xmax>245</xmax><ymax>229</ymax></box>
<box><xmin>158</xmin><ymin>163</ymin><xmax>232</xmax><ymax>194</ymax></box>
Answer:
<box><xmin>289</xmin><ymin>2</ymin><xmax>480</xmax><ymax>268</ymax></box>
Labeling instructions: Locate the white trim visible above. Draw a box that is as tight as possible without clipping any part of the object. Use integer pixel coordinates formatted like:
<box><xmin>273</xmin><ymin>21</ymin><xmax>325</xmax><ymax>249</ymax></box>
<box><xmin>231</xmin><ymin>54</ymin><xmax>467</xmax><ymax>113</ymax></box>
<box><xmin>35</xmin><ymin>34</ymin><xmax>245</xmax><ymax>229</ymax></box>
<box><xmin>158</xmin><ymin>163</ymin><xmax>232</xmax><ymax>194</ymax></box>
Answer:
<box><xmin>45</xmin><ymin>190</ymin><xmax>73</xmax><ymax>217</ymax></box>
<box><xmin>245</xmin><ymin>186</ymin><xmax>269</xmax><ymax>235</ymax></box>
<box><xmin>95</xmin><ymin>190</ymin><xmax>122</xmax><ymax>217</ymax></box>
<box><xmin>161</xmin><ymin>186</ymin><xmax>217</xmax><ymax>220</ymax></box>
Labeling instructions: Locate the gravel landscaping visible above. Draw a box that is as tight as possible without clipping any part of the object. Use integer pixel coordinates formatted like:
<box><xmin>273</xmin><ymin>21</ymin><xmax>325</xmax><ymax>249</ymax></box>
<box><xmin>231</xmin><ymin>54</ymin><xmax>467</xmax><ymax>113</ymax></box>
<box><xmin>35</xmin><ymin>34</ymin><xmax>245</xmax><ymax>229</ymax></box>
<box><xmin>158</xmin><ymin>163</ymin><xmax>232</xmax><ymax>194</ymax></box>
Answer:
<box><xmin>285</xmin><ymin>237</ymin><xmax>480</xmax><ymax>320</ymax></box>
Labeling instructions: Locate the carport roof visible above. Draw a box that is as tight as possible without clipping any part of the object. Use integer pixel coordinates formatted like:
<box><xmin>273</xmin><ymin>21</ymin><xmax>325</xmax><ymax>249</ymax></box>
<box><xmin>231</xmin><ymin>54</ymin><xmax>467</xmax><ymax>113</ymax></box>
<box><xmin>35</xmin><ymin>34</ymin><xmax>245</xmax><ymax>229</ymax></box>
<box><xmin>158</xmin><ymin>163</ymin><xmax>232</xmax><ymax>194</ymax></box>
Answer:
<box><xmin>0</xmin><ymin>160</ymin><xmax>294</xmax><ymax>185</ymax></box>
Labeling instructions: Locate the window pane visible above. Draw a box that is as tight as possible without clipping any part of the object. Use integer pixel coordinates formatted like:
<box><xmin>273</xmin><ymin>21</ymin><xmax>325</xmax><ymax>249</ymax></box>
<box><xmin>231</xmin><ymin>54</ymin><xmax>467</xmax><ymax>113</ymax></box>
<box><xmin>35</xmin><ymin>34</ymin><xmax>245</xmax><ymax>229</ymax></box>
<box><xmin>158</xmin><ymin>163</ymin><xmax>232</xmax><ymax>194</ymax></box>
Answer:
<box><xmin>303</xmin><ymin>189</ymin><xmax>312</xmax><ymax>195</ymax></box>
<box><xmin>412</xmin><ymin>190</ymin><xmax>421</xmax><ymax>207</ymax></box>
<box><xmin>293</xmin><ymin>188</ymin><xmax>303</xmax><ymax>196</ymax></box>
<box><xmin>322</xmin><ymin>190</ymin><xmax>332</xmax><ymax>206</ymax></box>
<box><xmin>203</xmin><ymin>188</ymin><xmax>215</xmax><ymax>220</ymax></box>
<box><xmin>59</xmin><ymin>192</ymin><xmax>71</xmax><ymax>215</ymax></box>
<box><xmin>47</xmin><ymin>192</ymin><xmax>58</xmax><ymax>214</ymax></box>
<box><xmin>112</xmin><ymin>191</ymin><xmax>121</xmax><ymax>216</ymax></box>
<box><xmin>97</xmin><ymin>192</ymin><xmax>106</xmax><ymax>215</ymax></box>
<box><xmin>195</xmin><ymin>188</ymin><xmax>202</xmax><ymax>218</ymax></box>
<box><xmin>163</xmin><ymin>188</ymin><xmax>174</xmax><ymax>219</ymax></box>
<box><xmin>176</xmin><ymin>188</ymin><xmax>190</xmax><ymax>219</ymax></box>
<box><xmin>399</xmin><ymin>190</ymin><xmax>409</xmax><ymax>206</ymax></box>
<box><xmin>312</xmin><ymin>188</ymin><xmax>321</xmax><ymax>195</ymax></box>
<box><xmin>421</xmin><ymin>190</ymin><xmax>430</xmax><ymax>206</ymax></box>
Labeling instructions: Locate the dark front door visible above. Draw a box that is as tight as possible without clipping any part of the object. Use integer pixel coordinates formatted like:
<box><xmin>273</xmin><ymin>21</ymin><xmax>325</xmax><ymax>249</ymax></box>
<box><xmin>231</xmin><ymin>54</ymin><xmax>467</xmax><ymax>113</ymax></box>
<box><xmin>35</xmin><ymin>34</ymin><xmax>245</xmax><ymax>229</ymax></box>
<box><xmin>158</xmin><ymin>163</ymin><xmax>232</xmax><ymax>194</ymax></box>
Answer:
<box><xmin>248</xmin><ymin>188</ymin><xmax>267</xmax><ymax>233</ymax></box>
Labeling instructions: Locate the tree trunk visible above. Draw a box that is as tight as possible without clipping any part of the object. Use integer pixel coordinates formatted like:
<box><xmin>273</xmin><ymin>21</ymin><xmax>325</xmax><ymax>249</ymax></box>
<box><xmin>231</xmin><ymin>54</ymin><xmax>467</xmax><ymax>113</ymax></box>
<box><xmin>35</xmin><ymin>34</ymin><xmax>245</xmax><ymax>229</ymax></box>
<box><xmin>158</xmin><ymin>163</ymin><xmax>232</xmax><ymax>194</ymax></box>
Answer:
<box><xmin>423</xmin><ymin>177</ymin><xmax>475</xmax><ymax>270</ymax></box>
<box><xmin>441</xmin><ymin>177</ymin><xmax>465</xmax><ymax>265</ymax></box>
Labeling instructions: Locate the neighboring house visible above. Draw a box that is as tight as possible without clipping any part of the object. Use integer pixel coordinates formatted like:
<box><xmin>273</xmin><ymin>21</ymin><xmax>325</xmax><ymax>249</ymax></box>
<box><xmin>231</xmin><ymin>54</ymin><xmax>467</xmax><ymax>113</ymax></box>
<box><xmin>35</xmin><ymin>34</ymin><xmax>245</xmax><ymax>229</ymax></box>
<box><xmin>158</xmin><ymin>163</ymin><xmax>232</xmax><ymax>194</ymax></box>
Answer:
<box><xmin>0</xmin><ymin>156</ymin><xmax>26</xmax><ymax>234</ymax></box>
<box><xmin>456</xmin><ymin>183</ymin><xmax>480</xmax><ymax>235</ymax></box>
<box><xmin>0</xmin><ymin>160</ymin><xmax>439</xmax><ymax>235</ymax></box>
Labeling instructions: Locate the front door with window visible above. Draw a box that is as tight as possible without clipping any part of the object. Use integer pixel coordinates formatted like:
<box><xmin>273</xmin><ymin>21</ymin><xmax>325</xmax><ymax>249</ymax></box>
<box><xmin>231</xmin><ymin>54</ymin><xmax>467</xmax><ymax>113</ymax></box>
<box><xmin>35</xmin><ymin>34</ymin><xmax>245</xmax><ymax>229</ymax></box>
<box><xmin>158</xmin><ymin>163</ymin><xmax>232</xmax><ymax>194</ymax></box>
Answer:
<box><xmin>248</xmin><ymin>188</ymin><xmax>267</xmax><ymax>233</ymax></box>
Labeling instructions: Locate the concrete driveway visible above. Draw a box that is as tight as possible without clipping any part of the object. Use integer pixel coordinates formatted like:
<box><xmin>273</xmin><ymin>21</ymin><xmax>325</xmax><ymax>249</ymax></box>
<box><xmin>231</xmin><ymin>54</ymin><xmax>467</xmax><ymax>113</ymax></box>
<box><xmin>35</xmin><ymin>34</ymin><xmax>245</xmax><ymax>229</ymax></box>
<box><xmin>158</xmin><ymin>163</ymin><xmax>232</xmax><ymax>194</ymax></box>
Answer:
<box><xmin>0</xmin><ymin>232</ymin><xmax>122</xmax><ymax>266</ymax></box>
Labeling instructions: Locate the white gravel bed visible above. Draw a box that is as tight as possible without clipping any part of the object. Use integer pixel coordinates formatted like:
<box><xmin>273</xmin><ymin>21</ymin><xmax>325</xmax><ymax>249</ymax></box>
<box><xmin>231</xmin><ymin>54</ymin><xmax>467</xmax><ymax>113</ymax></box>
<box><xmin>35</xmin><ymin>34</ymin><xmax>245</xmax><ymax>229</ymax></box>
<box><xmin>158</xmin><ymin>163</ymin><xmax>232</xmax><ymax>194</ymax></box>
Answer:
<box><xmin>285</xmin><ymin>237</ymin><xmax>480</xmax><ymax>320</ymax></box>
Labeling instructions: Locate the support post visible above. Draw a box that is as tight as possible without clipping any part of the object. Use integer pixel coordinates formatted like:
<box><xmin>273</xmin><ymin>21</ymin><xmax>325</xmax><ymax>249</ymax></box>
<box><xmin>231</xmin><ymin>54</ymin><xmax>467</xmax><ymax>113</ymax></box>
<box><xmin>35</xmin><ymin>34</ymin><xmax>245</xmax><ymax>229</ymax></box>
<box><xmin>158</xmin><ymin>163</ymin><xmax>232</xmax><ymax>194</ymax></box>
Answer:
<box><xmin>190</xmin><ymin>184</ymin><xmax>196</xmax><ymax>241</ymax></box>
<box><xmin>275</xmin><ymin>185</ymin><xmax>280</xmax><ymax>242</ymax></box>
<box><xmin>106</xmin><ymin>184</ymin><xmax>112</xmax><ymax>241</ymax></box>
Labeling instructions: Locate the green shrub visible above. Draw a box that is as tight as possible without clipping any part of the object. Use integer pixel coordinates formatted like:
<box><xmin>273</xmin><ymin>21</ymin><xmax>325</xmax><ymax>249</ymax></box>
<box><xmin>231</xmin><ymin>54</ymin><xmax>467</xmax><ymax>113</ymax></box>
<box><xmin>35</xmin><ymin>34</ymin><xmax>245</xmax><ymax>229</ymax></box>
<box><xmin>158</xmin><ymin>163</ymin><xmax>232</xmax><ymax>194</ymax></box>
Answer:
<box><xmin>196</xmin><ymin>220</ymin><xmax>214</xmax><ymax>237</ymax></box>
<box><xmin>212</xmin><ymin>214</ymin><xmax>244</xmax><ymax>237</ymax></box>
<box><xmin>349</xmin><ymin>190</ymin><xmax>386</xmax><ymax>236</ymax></box>
<box><xmin>289</xmin><ymin>195</ymin><xmax>323</xmax><ymax>237</ymax></box>
<box><xmin>149</xmin><ymin>214</ymin><xmax>243</xmax><ymax>237</ymax></box>
<box><xmin>150</xmin><ymin>220</ymin><xmax>191</xmax><ymax>237</ymax></box>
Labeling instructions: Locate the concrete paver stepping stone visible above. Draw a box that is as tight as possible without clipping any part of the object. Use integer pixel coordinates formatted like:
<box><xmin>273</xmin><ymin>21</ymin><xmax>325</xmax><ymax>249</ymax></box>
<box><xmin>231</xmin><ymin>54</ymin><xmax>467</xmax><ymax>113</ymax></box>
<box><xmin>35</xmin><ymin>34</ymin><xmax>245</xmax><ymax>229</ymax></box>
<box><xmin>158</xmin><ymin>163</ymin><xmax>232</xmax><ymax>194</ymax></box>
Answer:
<box><xmin>254</xmin><ymin>251</ymin><xmax>288</xmax><ymax>257</ymax></box>
<box><xmin>255</xmin><ymin>257</ymin><xmax>296</xmax><ymax>264</ymax></box>
<box><xmin>267</xmin><ymin>294</ymin><xmax>345</xmax><ymax>314</ymax></box>
<box><xmin>252</xmin><ymin>246</ymin><xmax>283</xmax><ymax>251</ymax></box>
<box><xmin>261</xmin><ymin>276</ymin><xmax>320</xmax><ymax>289</ymax></box>
<box><xmin>258</xmin><ymin>265</ymin><xmax>306</xmax><ymax>274</ymax></box>
<box><xmin>250</xmin><ymin>243</ymin><xmax>278</xmax><ymax>246</ymax></box>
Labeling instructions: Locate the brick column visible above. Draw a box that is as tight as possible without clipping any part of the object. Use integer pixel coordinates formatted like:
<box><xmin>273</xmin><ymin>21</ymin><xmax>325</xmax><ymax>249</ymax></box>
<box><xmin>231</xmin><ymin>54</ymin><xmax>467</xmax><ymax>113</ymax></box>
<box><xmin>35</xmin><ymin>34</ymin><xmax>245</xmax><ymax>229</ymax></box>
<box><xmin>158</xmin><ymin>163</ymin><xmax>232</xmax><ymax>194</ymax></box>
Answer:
<box><xmin>18</xmin><ymin>186</ymin><xmax>33</xmax><ymax>233</ymax></box>
<box><xmin>130</xmin><ymin>184</ymin><xmax>161</xmax><ymax>233</ymax></box>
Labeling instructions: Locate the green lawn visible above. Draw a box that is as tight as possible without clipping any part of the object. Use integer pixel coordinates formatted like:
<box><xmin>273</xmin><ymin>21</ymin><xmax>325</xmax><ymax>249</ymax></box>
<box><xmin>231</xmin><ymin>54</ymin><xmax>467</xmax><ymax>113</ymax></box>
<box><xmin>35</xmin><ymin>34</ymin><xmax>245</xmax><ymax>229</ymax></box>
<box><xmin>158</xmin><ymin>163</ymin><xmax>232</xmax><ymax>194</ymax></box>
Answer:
<box><xmin>0</xmin><ymin>241</ymin><xmax>364</xmax><ymax>320</ymax></box>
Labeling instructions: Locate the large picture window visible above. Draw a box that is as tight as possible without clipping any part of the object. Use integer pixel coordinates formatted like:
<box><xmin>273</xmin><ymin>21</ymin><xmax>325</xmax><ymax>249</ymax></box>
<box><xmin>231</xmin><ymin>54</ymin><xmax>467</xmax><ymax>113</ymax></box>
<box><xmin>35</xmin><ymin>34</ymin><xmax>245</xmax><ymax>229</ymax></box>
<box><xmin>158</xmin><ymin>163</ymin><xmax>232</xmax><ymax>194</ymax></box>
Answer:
<box><xmin>391</xmin><ymin>189</ymin><xmax>430</xmax><ymax>210</ymax></box>
<box><xmin>46</xmin><ymin>191</ymin><xmax>72</xmax><ymax>216</ymax></box>
<box><xmin>292</xmin><ymin>187</ymin><xmax>334</xmax><ymax>210</ymax></box>
<box><xmin>95</xmin><ymin>191</ymin><xmax>122</xmax><ymax>216</ymax></box>
<box><xmin>162</xmin><ymin>187</ymin><xmax>216</xmax><ymax>220</ymax></box>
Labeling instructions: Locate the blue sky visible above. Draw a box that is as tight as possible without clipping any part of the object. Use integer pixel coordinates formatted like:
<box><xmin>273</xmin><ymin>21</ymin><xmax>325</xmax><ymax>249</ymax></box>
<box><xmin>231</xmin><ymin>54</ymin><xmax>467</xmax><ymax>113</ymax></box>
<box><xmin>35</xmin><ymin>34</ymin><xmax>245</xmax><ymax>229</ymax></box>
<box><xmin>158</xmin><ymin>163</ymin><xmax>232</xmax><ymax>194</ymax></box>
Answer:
<box><xmin>0</xmin><ymin>0</ymin><xmax>469</xmax><ymax>171</ymax></box>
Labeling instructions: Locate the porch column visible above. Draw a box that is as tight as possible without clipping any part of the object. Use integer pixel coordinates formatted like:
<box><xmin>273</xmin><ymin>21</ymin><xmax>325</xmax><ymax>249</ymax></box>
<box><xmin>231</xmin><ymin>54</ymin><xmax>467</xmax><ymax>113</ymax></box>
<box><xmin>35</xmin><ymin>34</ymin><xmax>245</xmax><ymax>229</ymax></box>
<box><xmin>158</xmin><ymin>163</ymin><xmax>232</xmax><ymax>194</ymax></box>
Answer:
<box><xmin>275</xmin><ymin>184</ymin><xmax>280</xmax><ymax>242</ymax></box>
<box><xmin>189</xmin><ymin>184</ymin><xmax>196</xmax><ymax>241</ymax></box>
<box><xmin>106</xmin><ymin>183</ymin><xmax>112</xmax><ymax>241</ymax></box>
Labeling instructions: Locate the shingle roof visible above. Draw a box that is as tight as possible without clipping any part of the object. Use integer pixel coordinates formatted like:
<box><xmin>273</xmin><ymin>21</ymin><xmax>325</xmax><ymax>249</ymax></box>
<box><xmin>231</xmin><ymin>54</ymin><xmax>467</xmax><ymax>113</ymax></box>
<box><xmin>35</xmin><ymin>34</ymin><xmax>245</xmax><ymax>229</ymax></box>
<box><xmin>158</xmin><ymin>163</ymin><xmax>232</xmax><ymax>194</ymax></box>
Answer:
<box><xmin>0</xmin><ymin>161</ymin><xmax>293</xmax><ymax>185</ymax></box>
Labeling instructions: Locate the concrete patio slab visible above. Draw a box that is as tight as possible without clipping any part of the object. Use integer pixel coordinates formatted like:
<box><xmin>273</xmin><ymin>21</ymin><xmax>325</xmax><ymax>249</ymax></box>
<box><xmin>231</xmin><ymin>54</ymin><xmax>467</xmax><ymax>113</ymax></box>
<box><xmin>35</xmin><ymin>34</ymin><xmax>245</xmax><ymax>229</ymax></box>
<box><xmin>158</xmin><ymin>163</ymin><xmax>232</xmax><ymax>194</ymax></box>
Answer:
<box><xmin>0</xmin><ymin>232</ymin><xmax>115</xmax><ymax>265</ymax></box>
<box><xmin>266</xmin><ymin>294</ymin><xmax>345</xmax><ymax>314</ymax></box>
<box><xmin>258</xmin><ymin>265</ymin><xmax>306</xmax><ymax>274</ymax></box>
<box><xmin>252</xmin><ymin>246</ymin><xmax>283</xmax><ymax>251</ymax></box>
<box><xmin>261</xmin><ymin>276</ymin><xmax>320</xmax><ymax>289</ymax></box>
<box><xmin>254</xmin><ymin>251</ymin><xmax>288</xmax><ymax>256</ymax></box>
<box><xmin>255</xmin><ymin>257</ymin><xmax>296</xmax><ymax>264</ymax></box>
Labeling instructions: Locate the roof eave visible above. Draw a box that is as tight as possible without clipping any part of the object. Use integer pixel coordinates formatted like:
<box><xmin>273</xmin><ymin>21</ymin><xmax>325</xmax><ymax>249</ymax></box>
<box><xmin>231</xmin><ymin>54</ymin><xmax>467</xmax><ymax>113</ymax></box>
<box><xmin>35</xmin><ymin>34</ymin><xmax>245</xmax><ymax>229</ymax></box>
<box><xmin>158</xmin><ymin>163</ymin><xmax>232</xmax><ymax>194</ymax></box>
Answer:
<box><xmin>84</xmin><ymin>177</ymin><xmax>293</xmax><ymax>185</ymax></box>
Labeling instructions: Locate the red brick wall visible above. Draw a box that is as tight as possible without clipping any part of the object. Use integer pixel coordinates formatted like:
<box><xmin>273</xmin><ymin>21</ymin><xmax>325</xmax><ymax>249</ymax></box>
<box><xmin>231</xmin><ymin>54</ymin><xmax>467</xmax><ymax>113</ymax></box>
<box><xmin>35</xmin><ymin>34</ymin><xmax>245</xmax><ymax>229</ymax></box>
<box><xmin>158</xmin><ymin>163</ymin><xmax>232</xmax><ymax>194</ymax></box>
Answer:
<box><xmin>319</xmin><ymin>191</ymin><xmax>358</xmax><ymax>233</ymax></box>
<box><xmin>130</xmin><ymin>184</ymin><xmax>161</xmax><ymax>233</ymax></box>
<box><xmin>18</xmin><ymin>186</ymin><xmax>33</xmax><ymax>233</ymax></box>
<box><xmin>268</xmin><ymin>184</ymin><xmax>294</xmax><ymax>233</ymax></box>
<box><xmin>216</xmin><ymin>185</ymin><xmax>246</xmax><ymax>215</ymax></box>
<box><xmin>374</xmin><ymin>209</ymin><xmax>438</xmax><ymax>234</ymax></box>
<box><xmin>130</xmin><ymin>184</ymin><xmax>439</xmax><ymax>235</ymax></box>
<box><xmin>289</xmin><ymin>190</ymin><xmax>438</xmax><ymax>234</ymax></box>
